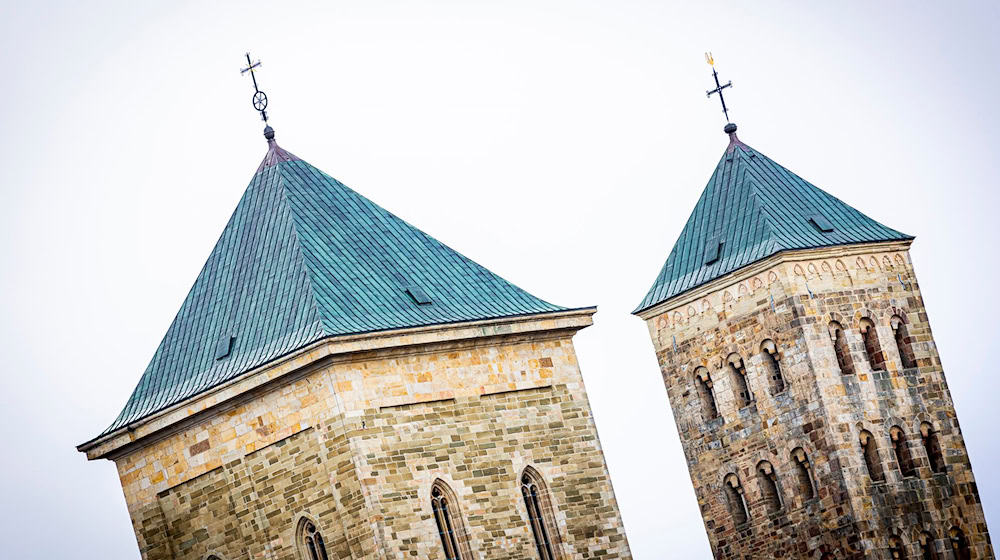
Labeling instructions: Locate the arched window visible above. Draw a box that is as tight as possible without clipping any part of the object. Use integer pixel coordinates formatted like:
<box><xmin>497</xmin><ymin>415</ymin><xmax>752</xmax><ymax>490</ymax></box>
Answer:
<box><xmin>859</xmin><ymin>318</ymin><xmax>885</xmax><ymax>372</ymax></box>
<box><xmin>949</xmin><ymin>527</ymin><xmax>971</xmax><ymax>560</ymax></box>
<box><xmin>859</xmin><ymin>430</ymin><xmax>884</xmax><ymax>482</ymax></box>
<box><xmin>890</xmin><ymin>426</ymin><xmax>916</xmax><ymax>478</ymax></box>
<box><xmin>727</xmin><ymin>354</ymin><xmax>754</xmax><ymax>408</ymax></box>
<box><xmin>918</xmin><ymin>531</ymin><xmax>939</xmax><ymax>560</ymax></box>
<box><xmin>723</xmin><ymin>473</ymin><xmax>749</xmax><ymax>525</ymax></box>
<box><xmin>920</xmin><ymin>422</ymin><xmax>946</xmax><ymax>474</ymax></box>
<box><xmin>756</xmin><ymin>461</ymin><xmax>782</xmax><ymax>513</ymax></box>
<box><xmin>889</xmin><ymin>535</ymin><xmax>908</xmax><ymax>559</ymax></box>
<box><xmin>695</xmin><ymin>367</ymin><xmax>719</xmax><ymax>421</ymax></box>
<box><xmin>760</xmin><ymin>339</ymin><xmax>786</xmax><ymax>394</ymax></box>
<box><xmin>829</xmin><ymin>321</ymin><xmax>854</xmax><ymax>375</ymax></box>
<box><xmin>431</xmin><ymin>480</ymin><xmax>471</xmax><ymax>560</ymax></box>
<box><xmin>205</xmin><ymin>556</ymin><xmax>223</xmax><ymax>560</ymax></box>
<box><xmin>891</xmin><ymin>315</ymin><xmax>917</xmax><ymax>369</ymax></box>
<box><xmin>521</xmin><ymin>467</ymin><xmax>562</xmax><ymax>560</ymax></box>
<box><xmin>296</xmin><ymin>518</ymin><xmax>330</xmax><ymax>560</ymax></box>
<box><xmin>791</xmin><ymin>447</ymin><xmax>815</xmax><ymax>501</ymax></box>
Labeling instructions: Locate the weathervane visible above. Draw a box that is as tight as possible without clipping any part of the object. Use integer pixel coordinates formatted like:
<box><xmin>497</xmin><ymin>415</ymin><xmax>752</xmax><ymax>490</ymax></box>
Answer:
<box><xmin>240</xmin><ymin>52</ymin><xmax>269</xmax><ymax>123</ymax></box>
<box><xmin>704</xmin><ymin>52</ymin><xmax>732</xmax><ymax>123</ymax></box>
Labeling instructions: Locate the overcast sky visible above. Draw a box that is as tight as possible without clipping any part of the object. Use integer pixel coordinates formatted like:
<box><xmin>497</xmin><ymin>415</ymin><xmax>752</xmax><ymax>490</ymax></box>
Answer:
<box><xmin>2</xmin><ymin>1</ymin><xmax>999</xmax><ymax>558</ymax></box>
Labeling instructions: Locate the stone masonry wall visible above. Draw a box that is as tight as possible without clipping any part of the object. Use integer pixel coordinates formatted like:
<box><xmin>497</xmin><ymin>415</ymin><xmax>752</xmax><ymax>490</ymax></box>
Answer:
<box><xmin>643</xmin><ymin>245</ymin><xmax>992</xmax><ymax>559</ymax></box>
<box><xmin>114</xmin><ymin>328</ymin><xmax>631</xmax><ymax>559</ymax></box>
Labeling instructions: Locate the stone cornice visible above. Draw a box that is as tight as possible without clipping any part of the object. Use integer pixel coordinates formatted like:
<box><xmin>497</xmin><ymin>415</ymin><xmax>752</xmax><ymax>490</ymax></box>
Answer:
<box><xmin>78</xmin><ymin>308</ymin><xmax>596</xmax><ymax>460</ymax></box>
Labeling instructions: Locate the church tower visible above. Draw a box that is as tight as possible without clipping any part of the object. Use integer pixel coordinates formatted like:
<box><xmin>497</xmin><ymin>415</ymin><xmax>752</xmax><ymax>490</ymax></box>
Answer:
<box><xmin>77</xmin><ymin>121</ymin><xmax>631</xmax><ymax>559</ymax></box>
<box><xmin>634</xmin><ymin>121</ymin><xmax>993</xmax><ymax>558</ymax></box>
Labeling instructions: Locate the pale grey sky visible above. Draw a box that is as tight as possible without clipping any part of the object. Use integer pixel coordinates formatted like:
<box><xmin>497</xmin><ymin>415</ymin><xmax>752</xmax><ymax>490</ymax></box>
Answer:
<box><xmin>2</xmin><ymin>1</ymin><xmax>999</xmax><ymax>558</ymax></box>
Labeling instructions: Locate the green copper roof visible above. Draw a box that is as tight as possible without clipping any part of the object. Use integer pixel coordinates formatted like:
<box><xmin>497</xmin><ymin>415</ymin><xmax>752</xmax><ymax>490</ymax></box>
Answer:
<box><xmin>99</xmin><ymin>130</ymin><xmax>566</xmax><ymax>437</ymax></box>
<box><xmin>635</xmin><ymin>125</ymin><xmax>912</xmax><ymax>314</ymax></box>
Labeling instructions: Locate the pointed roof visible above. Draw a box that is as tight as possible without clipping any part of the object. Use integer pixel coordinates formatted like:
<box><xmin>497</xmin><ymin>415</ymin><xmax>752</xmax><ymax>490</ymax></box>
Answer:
<box><xmin>635</xmin><ymin>124</ymin><xmax>912</xmax><ymax>314</ymax></box>
<box><xmin>100</xmin><ymin>128</ymin><xmax>567</xmax><ymax>436</ymax></box>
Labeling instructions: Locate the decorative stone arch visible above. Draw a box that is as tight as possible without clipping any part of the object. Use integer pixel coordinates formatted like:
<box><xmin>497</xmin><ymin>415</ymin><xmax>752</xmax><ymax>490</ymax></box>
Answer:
<box><xmin>821</xmin><ymin>260</ymin><xmax>833</xmax><ymax>277</ymax></box>
<box><xmin>755</xmin><ymin>459</ymin><xmax>784</xmax><ymax>513</ymax></box>
<box><xmin>913</xmin><ymin>526</ymin><xmax>941</xmax><ymax>560</ymax></box>
<box><xmin>857</xmin><ymin>425</ymin><xmax>885</xmax><ymax>483</ymax></box>
<box><xmin>882</xmin><ymin>255</ymin><xmax>894</xmax><ymax>270</ymax></box>
<box><xmin>807</xmin><ymin>262</ymin><xmax>819</xmax><ymax>277</ymax></box>
<box><xmin>768</xmin><ymin>270</ymin><xmax>779</xmax><ymax>284</ymax></box>
<box><xmin>758</xmin><ymin>338</ymin><xmax>786</xmax><ymax>395</ymax></box>
<box><xmin>855</xmin><ymin>256</ymin><xmax>867</xmax><ymax>271</ymax></box>
<box><xmin>827</xmin><ymin>317</ymin><xmax>855</xmax><ymax>376</ymax></box>
<box><xmin>429</xmin><ymin>478</ymin><xmax>474</xmax><ymax>560</ymax></box>
<box><xmin>699</xmin><ymin>298</ymin><xmax>712</xmax><ymax>314</ymax></box>
<box><xmin>519</xmin><ymin>465</ymin><xmax>565</xmax><ymax>560</ymax></box>
<box><xmin>202</xmin><ymin>553</ymin><xmax>226</xmax><ymax>560</ymax></box>
<box><xmin>722</xmin><ymin>472</ymin><xmax>750</xmax><ymax>526</ymax></box>
<box><xmin>693</xmin><ymin>366</ymin><xmax>719</xmax><ymax>421</ymax></box>
<box><xmin>751</xmin><ymin>276</ymin><xmax>764</xmax><ymax>291</ymax></box>
<box><xmin>886</xmin><ymin>309</ymin><xmax>918</xmax><ymax>369</ymax></box>
<box><xmin>869</xmin><ymin>256</ymin><xmax>881</xmax><ymax>271</ymax></box>
<box><xmin>725</xmin><ymin>352</ymin><xmax>754</xmax><ymax>407</ymax></box>
<box><xmin>293</xmin><ymin>513</ymin><xmax>330</xmax><ymax>560</ymax></box>
<box><xmin>857</xmin><ymin>314</ymin><xmax>886</xmax><ymax>372</ymax></box>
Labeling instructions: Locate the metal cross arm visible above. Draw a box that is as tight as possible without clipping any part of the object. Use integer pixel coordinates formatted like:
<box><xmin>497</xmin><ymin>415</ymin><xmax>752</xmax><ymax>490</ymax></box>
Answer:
<box><xmin>240</xmin><ymin>52</ymin><xmax>269</xmax><ymax>123</ymax></box>
<box><xmin>705</xmin><ymin>52</ymin><xmax>733</xmax><ymax>123</ymax></box>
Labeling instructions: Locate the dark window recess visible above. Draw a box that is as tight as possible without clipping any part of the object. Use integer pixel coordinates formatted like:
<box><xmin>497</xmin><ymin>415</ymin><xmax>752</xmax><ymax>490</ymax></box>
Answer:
<box><xmin>405</xmin><ymin>286</ymin><xmax>433</xmax><ymax>305</ymax></box>
<box><xmin>214</xmin><ymin>334</ymin><xmax>235</xmax><ymax>360</ymax></box>
<box><xmin>808</xmin><ymin>215</ymin><xmax>835</xmax><ymax>233</ymax></box>
<box><xmin>704</xmin><ymin>236</ymin><xmax>724</xmax><ymax>265</ymax></box>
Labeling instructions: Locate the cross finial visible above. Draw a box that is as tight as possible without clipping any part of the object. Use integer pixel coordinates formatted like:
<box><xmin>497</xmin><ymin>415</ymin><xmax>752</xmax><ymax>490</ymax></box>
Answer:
<box><xmin>240</xmin><ymin>52</ymin><xmax>269</xmax><ymax>124</ymax></box>
<box><xmin>705</xmin><ymin>52</ymin><xmax>733</xmax><ymax>123</ymax></box>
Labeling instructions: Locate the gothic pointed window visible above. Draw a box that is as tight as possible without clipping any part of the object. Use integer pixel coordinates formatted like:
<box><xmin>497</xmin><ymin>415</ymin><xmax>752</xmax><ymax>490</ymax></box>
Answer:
<box><xmin>860</xmin><ymin>318</ymin><xmax>886</xmax><ymax>372</ymax></box>
<box><xmin>723</xmin><ymin>473</ymin><xmax>749</xmax><ymax>525</ymax></box>
<box><xmin>949</xmin><ymin>527</ymin><xmax>971</xmax><ymax>560</ymax></box>
<box><xmin>830</xmin><ymin>321</ymin><xmax>854</xmax><ymax>375</ymax></box>
<box><xmin>920</xmin><ymin>422</ymin><xmax>946</xmax><ymax>474</ymax></box>
<box><xmin>791</xmin><ymin>447</ymin><xmax>815</xmax><ymax>501</ymax></box>
<box><xmin>756</xmin><ymin>461</ymin><xmax>782</xmax><ymax>513</ymax></box>
<box><xmin>919</xmin><ymin>531</ymin><xmax>939</xmax><ymax>560</ymax></box>
<box><xmin>431</xmin><ymin>480</ymin><xmax>471</xmax><ymax>560</ymax></box>
<box><xmin>521</xmin><ymin>466</ymin><xmax>562</xmax><ymax>560</ymax></box>
<box><xmin>859</xmin><ymin>430</ymin><xmax>884</xmax><ymax>482</ymax></box>
<box><xmin>891</xmin><ymin>315</ymin><xmax>917</xmax><ymax>369</ymax></box>
<box><xmin>890</xmin><ymin>426</ymin><xmax>916</xmax><ymax>478</ymax></box>
<box><xmin>296</xmin><ymin>518</ymin><xmax>330</xmax><ymax>560</ymax></box>
<box><xmin>727</xmin><ymin>354</ymin><xmax>754</xmax><ymax>408</ymax></box>
<box><xmin>760</xmin><ymin>339</ymin><xmax>786</xmax><ymax>394</ymax></box>
<box><xmin>889</xmin><ymin>535</ymin><xmax>908</xmax><ymax>559</ymax></box>
<box><xmin>695</xmin><ymin>367</ymin><xmax>719</xmax><ymax>421</ymax></box>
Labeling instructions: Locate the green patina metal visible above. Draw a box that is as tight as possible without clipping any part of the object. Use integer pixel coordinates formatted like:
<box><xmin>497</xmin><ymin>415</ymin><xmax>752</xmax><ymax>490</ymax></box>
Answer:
<box><xmin>635</xmin><ymin>127</ymin><xmax>912</xmax><ymax>314</ymax></box>
<box><xmin>96</xmin><ymin>135</ymin><xmax>568</xmax><ymax>438</ymax></box>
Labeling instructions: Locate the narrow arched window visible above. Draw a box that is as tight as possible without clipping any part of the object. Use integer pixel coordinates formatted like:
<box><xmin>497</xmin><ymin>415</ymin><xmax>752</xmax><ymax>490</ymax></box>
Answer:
<box><xmin>860</xmin><ymin>318</ymin><xmax>885</xmax><ymax>372</ymax></box>
<box><xmin>891</xmin><ymin>315</ymin><xmax>917</xmax><ymax>369</ymax></box>
<box><xmin>431</xmin><ymin>480</ymin><xmax>470</xmax><ymax>560</ymax></box>
<box><xmin>890</xmin><ymin>426</ymin><xmax>916</xmax><ymax>478</ymax></box>
<box><xmin>920</xmin><ymin>422</ymin><xmax>946</xmax><ymax>474</ymax></box>
<box><xmin>791</xmin><ymin>447</ymin><xmax>815</xmax><ymax>501</ymax></box>
<box><xmin>756</xmin><ymin>461</ymin><xmax>782</xmax><ymax>513</ymax></box>
<box><xmin>949</xmin><ymin>527</ymin><xmax>971</xmax><ymax>560</ymax></box>
<box><xmin>206</xmin><ymin>556</ymin><xmax>222</xmax><ymax>560</ymax></box>
<box><xmin>723</xmin><ymin>473</ymin><xmax>749</xmax><ymax>525</ymax></box>
<box><xmin>521</xmin><ymin>467</ymin><xmax>561</xmax><ymax>560</ymax></box>
<box><xmin>860</xmin><ymin>430</ymin><xmax>884</xmax><ymax>482</ymax></box>
<box><xmin>889</xmin><ymin>535</ymin><xmax>908</xmax><ymax>559</ymax></box>
<box><xmin>829</xmin><ymin>321</ymin><xmax>854</xmax><ymax>375</ymax></box>
<box><xmin>919</xmin><ymin>531</ymin><xmax>939</xmax><ymax>560</ymax></box>
<box><xmin>760</xmin><ymin>339</ymin><xmax>786</xmax><ymax>394</ymax></box>
<box><xmin>727</xmin><ymin>354</ymin><xmax>754</xmax><ymax>408</ymax></box>
<box><xmin>296</xmin><ymin>518</ymin><xmax>330</xmax><ymax>560</ymax></box>
<box><xmin>695</xmin><ymin>367</ymin><xmax>719</xmax><ymax>421</ymax></box>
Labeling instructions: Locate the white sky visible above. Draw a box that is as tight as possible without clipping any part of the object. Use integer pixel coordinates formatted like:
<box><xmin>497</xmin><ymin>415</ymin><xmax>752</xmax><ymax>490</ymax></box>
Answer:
<box><xmin>2</xmin><ymin>1</ymin><xmax>999</xmax><ymax>558</ymax></box>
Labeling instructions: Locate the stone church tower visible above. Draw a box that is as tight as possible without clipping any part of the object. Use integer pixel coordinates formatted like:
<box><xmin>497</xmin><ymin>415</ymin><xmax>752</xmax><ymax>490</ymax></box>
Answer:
<box><xmin>634</xmin><ymin>123</ymin><xmax>993</xmax><ymax>559</ymax></box>
<box><xmin>78</xmin><ymin>126</ymin><xmax>631</xmax><ymax>560</ymax></box>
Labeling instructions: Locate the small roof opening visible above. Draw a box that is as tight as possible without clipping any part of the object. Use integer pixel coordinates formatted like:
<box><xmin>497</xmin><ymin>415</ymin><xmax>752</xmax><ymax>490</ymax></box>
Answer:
<box><xmin>404</xmin><ymin>286</ymin><xmax>432</xmax><ymax>305</ymax></box>
<box><xmin>808</xmin><ymin>215</ymin><xmax>835</xmax><ymax>233</ymax></box>
<box><xmin>704</xmin><ymin>236</ymin><xmax>724</xmax><ymax>265</ymax></box>
<box><xmin>214</xmin><ymin>334</ymin><xmax>235</xmax><ymax>360</ymax></box>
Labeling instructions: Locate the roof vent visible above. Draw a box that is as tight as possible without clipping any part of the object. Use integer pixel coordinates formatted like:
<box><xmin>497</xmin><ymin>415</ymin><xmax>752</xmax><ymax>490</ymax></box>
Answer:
<box><xmin>214</xmin><ymin>334</ymin><xmax>235</xmax><ymax>360</ymax></box>
<box><xmin>404</xmin><ymin>286</ymin><xmax>433</xmax><ymax>305</ymax></box>
<box><xmin>808</xmin><ymin>215</ymin><xmax>835</xmax><ymax>233</ymax></box>
<box><xmin>704</xmin><ymin>236</ymin><xmax>725</xmax><ymax>265</ymax></box>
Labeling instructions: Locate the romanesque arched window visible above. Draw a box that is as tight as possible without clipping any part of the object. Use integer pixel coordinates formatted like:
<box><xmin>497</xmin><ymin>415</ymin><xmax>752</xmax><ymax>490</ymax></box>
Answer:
<box><xmin>756</xmin><ymin>460</ymin><xmax>782</xmax><ymax>513</ymax></box>
<box><xmin>889</xmin><ymin>534</ymin><xmax>908</xmax><ymax>559</ymax></box>
<box><xmin>890</xmin><ymin>426</ymin><xmax>916</xmax><ymax>478</ymax></box>
<box><xmin>920</xmin><ymin>422</ymin><xmax>946</xmax><ymax>474</ymax></box>
<box><xmin>760</xmin><ymin>339</ymin><xmax>786</xmax><ymax>394</ymax></box>
<box><xmin>723</xmin><ymin>473</ymin><xmax>749</xmax><ymax>525</ymax></box>
<box><xmin>694</xmin><ymin>367</ymin><xmax>719</xmax><ymax>421</ymax></box>
<box><xmin>829</xmin><ymin>321</ymin><xmax>854</xmax><ymax>375</ymax></box>
<box><xmin>431</xmin><ymin>480</ymin><xmax>471</xmax><ymax>560</ymax></box>
<box><xmin>205</xmin><ymin>556</ymin><xmax>223</xmax><ymax>560</ymax></box>
<box><xmin>521</xmin><ymin>466</ymin><xmax>562</xmax><ymax>560</ymax></box>
<box><xmin>859</xmin><ymin>430</ymin><xmax>884</xmax><ymax>482</ymax></box>
<box><xmin>859</xmin><ymin>318</ymin><xmax>885</xmax><ymax>372</ymax></box>
<box><xmin>949</xmin><ymin>527</ymin><xmax>971</xmax><ymax>560</ymax></box>
<box><xmin>918</xmin><ymin>531</ymin><xmax>939</xmax><ymax>560</ymax></box>
<box><xmin>727</xmin><ymin>354</ymin><xmax>754</xmax><ymax>408</ymax></box>
<box><xmin>296</xmin><ymin>518</ymin><xmax>330</xmax><ymax>560</ymax></box>
<box><xmin>791</xmin><ymin>447</ymin><xmax>815</xmax><ymax>501</ymax></box>
<box><xmin>891</xmin><ymin>315</ymin><xmax>917</xmax><ymax>369</ymax></box>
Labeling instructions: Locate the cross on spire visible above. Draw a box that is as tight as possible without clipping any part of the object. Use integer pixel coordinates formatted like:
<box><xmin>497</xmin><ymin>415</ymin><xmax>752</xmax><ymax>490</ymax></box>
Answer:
<box><xmin>240</xmin><ymin>52</ymin><xmax>269</xmax><ymax>123</ymax></box>
<box><xmin>704</xmin><ymin>52</ymin><xmax>732</xmax><ymax>123</ymax></box>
